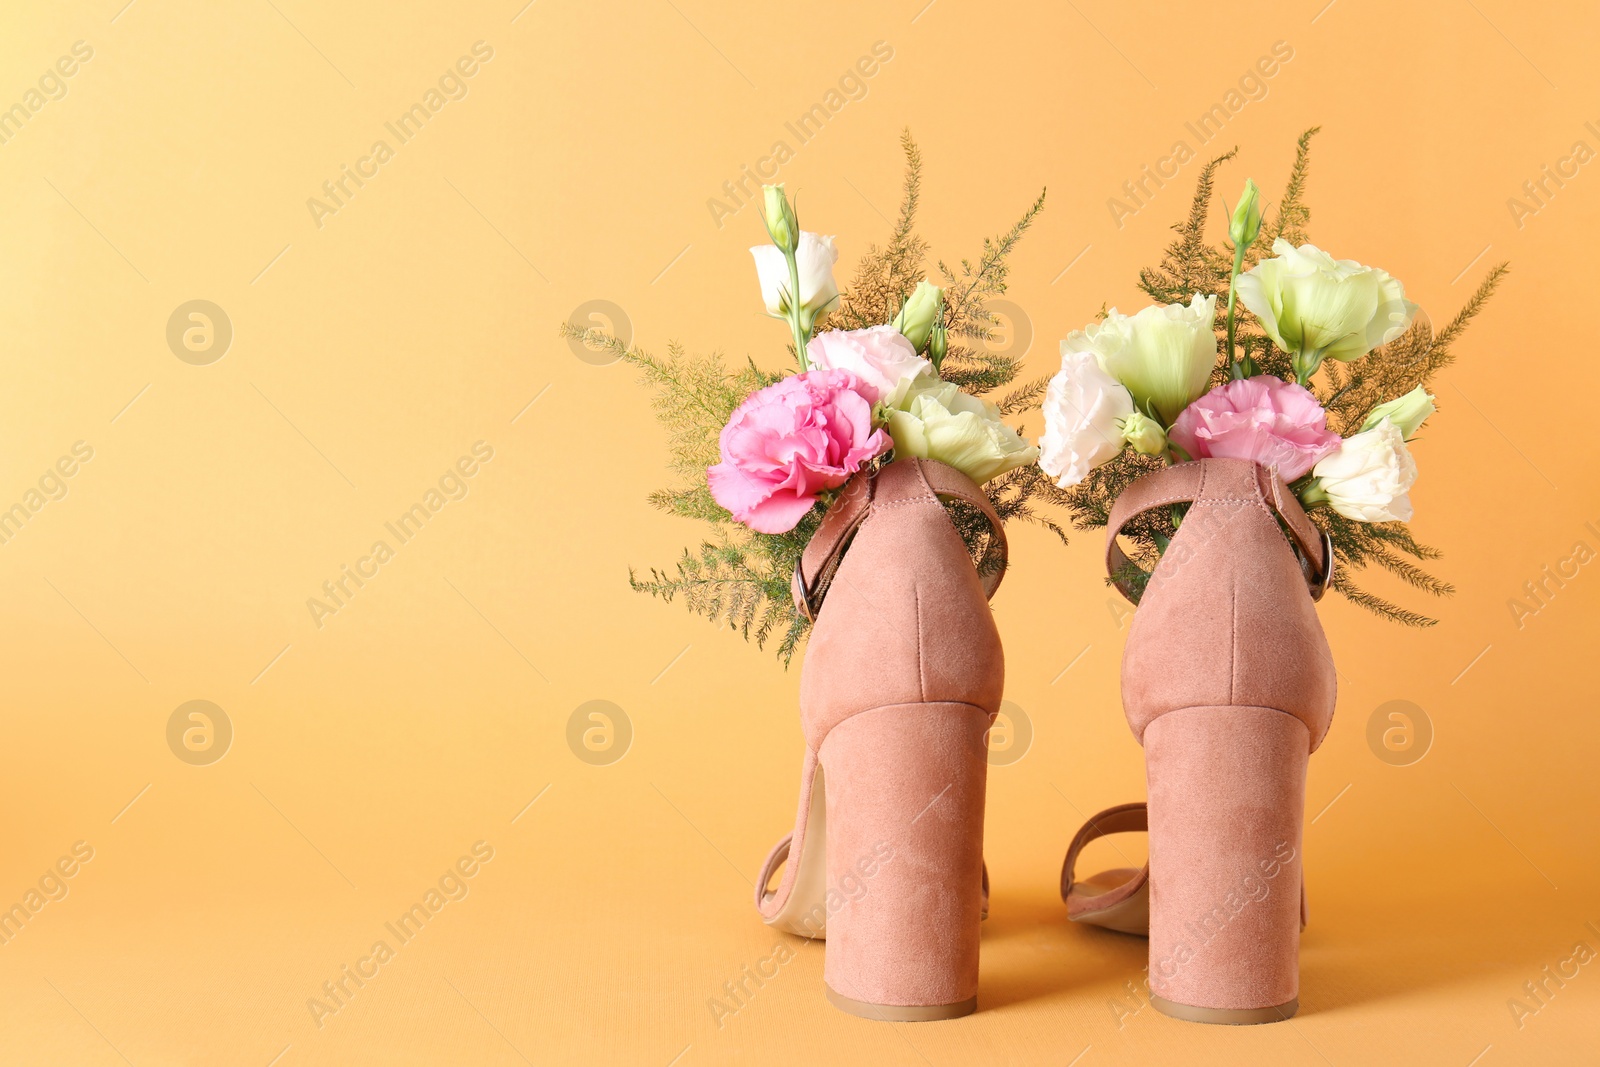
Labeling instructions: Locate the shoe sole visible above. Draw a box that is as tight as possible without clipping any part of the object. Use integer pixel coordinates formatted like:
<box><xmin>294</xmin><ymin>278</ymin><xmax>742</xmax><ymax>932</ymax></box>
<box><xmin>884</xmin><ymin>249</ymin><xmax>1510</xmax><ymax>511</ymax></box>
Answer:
<box><xmin>1150</xmin><ymin>994</ymin><xmax>1299</xmax><ymax>1025</ymax></box>
<box><xmin>825</xmin><ymin>986</ymin><xmax>977</xmax><ymax>1022</ymax></box>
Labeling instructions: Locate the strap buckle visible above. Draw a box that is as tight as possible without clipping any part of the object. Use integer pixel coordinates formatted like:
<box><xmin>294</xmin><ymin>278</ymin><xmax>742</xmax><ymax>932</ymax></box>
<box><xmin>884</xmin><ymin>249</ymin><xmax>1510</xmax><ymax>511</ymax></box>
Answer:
<box><xmin>793</xmin><ymin>556</ymin><xmax>820</xmax><ymax>623</ymax></box>
<box><xmin>1309</xmin><ymin>529</ymin><xmax>1334</xmax><ymax>602</ymax></box>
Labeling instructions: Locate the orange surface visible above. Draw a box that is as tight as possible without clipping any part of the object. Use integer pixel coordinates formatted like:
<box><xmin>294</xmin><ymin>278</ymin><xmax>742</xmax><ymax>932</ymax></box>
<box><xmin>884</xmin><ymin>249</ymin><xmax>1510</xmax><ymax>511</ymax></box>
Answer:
<box><xmin>2</xmin><ymin>1</ymin><xmax>1597</xmax><ymax>1063</ymax></box>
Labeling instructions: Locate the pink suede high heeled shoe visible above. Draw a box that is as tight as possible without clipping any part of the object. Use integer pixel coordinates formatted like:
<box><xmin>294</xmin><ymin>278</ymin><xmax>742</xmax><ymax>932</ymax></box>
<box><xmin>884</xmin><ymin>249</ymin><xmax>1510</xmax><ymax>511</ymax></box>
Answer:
<box><xmin>1068</xmin><ymin>458</ymin><xmax>1335</xmax><ymax>1025</ymax></box>
<box><xmin>754</xmin><ymin>457</ymin><xmax>1007</xmax><ymax>1021</ymax></box>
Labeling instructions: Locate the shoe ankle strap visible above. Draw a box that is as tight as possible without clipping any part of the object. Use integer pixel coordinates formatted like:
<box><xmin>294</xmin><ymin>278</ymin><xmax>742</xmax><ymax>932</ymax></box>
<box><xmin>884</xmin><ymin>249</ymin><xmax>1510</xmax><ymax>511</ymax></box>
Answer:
<box><xmin>1060</xmin><ymin>802</ymin><xmax>1148</xmax><ymax>903</ymax></box>
<box><xmin>792</xmin><ymin>458</ymin><xmax>1008</xmax><ymax>622</ymax></box>
<box><xmin>1104</xmin><ymin>459</ymin><xmax>1332</xmax><ymax>604</ymax></box>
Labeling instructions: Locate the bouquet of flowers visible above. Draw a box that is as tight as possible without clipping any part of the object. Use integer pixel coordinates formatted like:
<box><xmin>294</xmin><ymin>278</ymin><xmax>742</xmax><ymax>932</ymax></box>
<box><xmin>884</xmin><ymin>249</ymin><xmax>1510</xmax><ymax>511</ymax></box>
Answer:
<box><xmin>1041</xmin><ymin>129</ymin><xmax>1505</xmax><ymax>625</ymax></box>
<box><xmin>570</xmin><ymin>134</ymin><xmax>1061</xmax><ymax>662</ymax></box>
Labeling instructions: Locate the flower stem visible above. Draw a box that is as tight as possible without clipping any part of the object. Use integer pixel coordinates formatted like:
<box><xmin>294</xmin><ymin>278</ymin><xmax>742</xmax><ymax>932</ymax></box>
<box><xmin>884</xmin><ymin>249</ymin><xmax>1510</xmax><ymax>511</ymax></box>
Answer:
<box><xmin>1226</xmin><ymin>244</ymin><xmax>1252</xmax><ymax>379</ymax></box>
<box><xmin>786</xmin><ymin>250</ymin><xmax>810</xmax><ymax>370</ymax></box>
<box><xmin>1297</xmin><ymin>480</ymin><xmax>1329</xmax><ymax>508</ymax></box>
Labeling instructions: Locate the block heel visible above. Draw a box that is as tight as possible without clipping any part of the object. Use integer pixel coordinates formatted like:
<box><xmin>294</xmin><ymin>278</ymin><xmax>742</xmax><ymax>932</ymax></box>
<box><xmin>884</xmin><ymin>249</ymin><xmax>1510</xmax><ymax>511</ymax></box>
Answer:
<box><xmin>818</xmin><ymin>700</ymin><xmax>992</xmax><ymax>1020</ymax></box>
<box><xmin>1144</xmin><ymin>704</ymin><xmax>1310</xmax><ymax>1023</ymax></box>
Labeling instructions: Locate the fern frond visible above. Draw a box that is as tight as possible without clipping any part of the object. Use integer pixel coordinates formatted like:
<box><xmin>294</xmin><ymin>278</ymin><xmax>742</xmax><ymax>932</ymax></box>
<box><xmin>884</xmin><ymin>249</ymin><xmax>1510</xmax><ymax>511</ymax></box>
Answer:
<box><xmin>1265</xmin><ymin>126</ymin><xmax>1320</xmax><ymax>247</ymax></box>
<box><xmin>937</xmin><ymin>188</ymin><xmax>1046</xmax><ymax>397</ymax></box>
<box><xmin>1434</xmin><ymin>262</ymin><xmax>1511</xmax><ymax>353</ymax></box>
<box><xmin>997</xmin><ymin>374</ymin><xmax>1051</xmax><ymax>415</ymax></box>
<box><xmin>1321</xmin><ymin>262</ymin><xmax>1509</xmax><ymax>434</ymax></box>
<box><xmin>940</xmin><ymin>186</ymin><xmax>1047</xmax><ymax>328</ymax></box>
<box><xmin>1329</xmin><ymin>572</ymin><xmax>1439</xmax><ymax>627</ymax></box>
<box><xmin>824</xmin><ymin>128</ymin><xmax>931</xmax><ymax>332</ymax></box>
<box><xmin>1138</xmin><ymin>148</ymin><xmax>1236</xmax><ymax>306</ymax></box>
<box><xmin>937</xmin><ymin>345</ymin><xmax>1021</xmax><ymax>395</ymax></box>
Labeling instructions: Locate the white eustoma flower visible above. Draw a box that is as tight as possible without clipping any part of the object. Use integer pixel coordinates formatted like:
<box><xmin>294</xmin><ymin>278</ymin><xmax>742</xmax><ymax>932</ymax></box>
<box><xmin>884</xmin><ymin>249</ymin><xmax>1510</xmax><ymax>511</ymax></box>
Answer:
<box><xmin>1038</xmin><ymin>350</ymin><xmax>1135</xmax><ymax>488</ymax></box>
<box><xmin>1062</xmin><ymin>295</ymin><xmax>1218</xmax><ymax>424</ymax></box>
<box><xmin>750</xmin><ymin>231</ymin><xmax>839</xmax><ymax>322</ymax></box>
<box><xmin>1236</xmin><ymin>239</ymin><xmax>1418</xmax><ymax>375</ymax></box>
<box><xmin>886</xmin><ymin>376</ymin><xmax>1038</xmax><ymax>485</ymax></box>
<box><xmin>1311</xmin><ymin>418</ymin><xmax>1418</xmax><ymax>522</ymax></box>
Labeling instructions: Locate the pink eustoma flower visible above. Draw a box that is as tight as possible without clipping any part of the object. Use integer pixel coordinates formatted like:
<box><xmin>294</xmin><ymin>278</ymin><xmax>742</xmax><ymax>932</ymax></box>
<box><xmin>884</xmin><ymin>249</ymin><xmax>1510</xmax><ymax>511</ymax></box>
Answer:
<box><xmin>1169</xmin><ymin>375</ymin><xmax>1341</xmax><ymax>481</ymax></box>
<box><xmin>805</xmin><ymin>325</ymin><xmax>930</xmax><ymax>404</ymax></box>
<box><xmin>707</xmin><ymin>369</ymin><xmax>890</xmax><ymax>534</ymax></box>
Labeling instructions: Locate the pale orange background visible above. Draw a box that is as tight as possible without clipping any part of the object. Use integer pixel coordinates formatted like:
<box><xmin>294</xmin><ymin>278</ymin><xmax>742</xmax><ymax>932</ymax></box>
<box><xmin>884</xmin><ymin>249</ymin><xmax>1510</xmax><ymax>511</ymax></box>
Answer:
<box><xmin>1</xmin><ymin>0</ymin><xmax>1596</xmax><ymax>1063</ymax></box>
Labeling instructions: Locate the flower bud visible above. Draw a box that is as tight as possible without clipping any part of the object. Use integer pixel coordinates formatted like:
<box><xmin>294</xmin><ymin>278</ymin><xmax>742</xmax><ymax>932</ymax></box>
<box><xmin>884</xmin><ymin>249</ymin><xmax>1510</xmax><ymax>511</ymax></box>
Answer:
<box><xmin>1230</xmin><ymin>178</ymin><xmax>1263</xmax><ymax>249</ymax></box>
<box><xmin>1118</xmin><ymin>411</ymin><xmax>1167</xmax><ymax>456</ymax></box>
<box><xmin>762</xmin><ymin>184</ymin><xmax>799</xmax><ymax>253</ymax></box>
<box><xmin>891</xmin><ymin>280</ymin><xmax>943</xmax><ymax>353</ymax></box>
<box><xmin>928</xmin><ymin>323</ymin><xmax>949</xmax><ymax>369</ymax></box>
<box><xmin>1361</xmin><ymin>385</ymin><xmax>1435</xmax><ymax>439</ymax></box>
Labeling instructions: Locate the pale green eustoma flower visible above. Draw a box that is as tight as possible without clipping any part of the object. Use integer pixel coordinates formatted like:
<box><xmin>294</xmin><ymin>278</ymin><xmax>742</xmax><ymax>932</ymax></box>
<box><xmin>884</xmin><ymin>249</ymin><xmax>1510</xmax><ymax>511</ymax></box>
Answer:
<box><xmin>886</xmin><ymin>376</ymin><xmax>1038</xmax><ymax>485</ymax></box>
<box><xmin>1236</xmin><ymin>238</ymin><xmax>1418</xmax><ymax>381</ymax></box>
<box><xmin>1062</xmin><ymin>294</ymin><xmax>1218</xmax><ymax>425</ymax></box>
